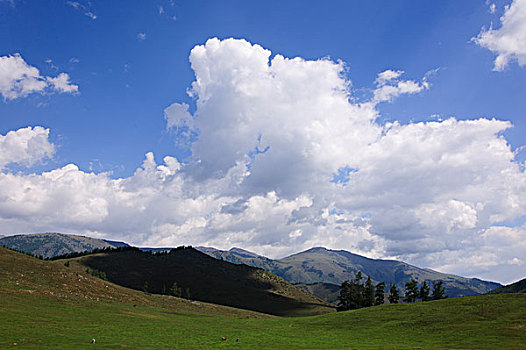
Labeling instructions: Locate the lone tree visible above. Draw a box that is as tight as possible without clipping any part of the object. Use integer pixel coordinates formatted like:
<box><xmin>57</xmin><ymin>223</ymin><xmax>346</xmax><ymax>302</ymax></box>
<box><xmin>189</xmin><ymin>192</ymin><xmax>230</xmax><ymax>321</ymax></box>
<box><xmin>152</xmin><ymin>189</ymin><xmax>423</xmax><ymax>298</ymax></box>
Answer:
<box><xmin>432</xmin><ymin>280</ymin><xmax>447</xmax><ymax>300</ymax></box>
<box><xmin>405</xmin><ymin>279</ymin><xmax>419</xmax><ymax>302</ymax></box>
<box><xmin>170</xmin><ymin>281</ymin><xmax>182</xmax><ymax>297</ymax></box>
<box><xmin>374</xmin><ymin>282</ymin><xmax>386</xmax><ymax>305</ymax></box>
<box><xmin>141</xmin><ymin>281</ymin><xmax>149</xmax><ymax>293</ymax></box>
<box><xmin>364</xmin><ymin>276</ymin><xmax>375</xmax><ymax>307</ymax></box>
<box><xmin>419</xmin><ymin>281</ymin><xmax>430</xmax><ymax>301</ymax></box>
<box><xmin>388</xmin><ymin>283</ymin><xmax>399</xmax><ymax>304</ymax></box>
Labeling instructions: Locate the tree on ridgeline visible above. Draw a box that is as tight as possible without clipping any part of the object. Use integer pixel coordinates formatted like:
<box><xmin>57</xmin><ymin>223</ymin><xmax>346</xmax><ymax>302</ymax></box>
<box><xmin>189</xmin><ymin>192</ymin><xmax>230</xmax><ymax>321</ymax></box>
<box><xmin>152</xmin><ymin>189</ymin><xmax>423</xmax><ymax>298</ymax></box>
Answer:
<box><xmin>388</xmin><ymin>283</ymin><xmax>399</xmax><ymax>304</ymax></box>
<box><xmin>419</xmin><ymin>281</ymin><xmax>430</xmax><ymax>301</ymax></box>
<box><xmin>364</xmin><ymin>276</ymin><xmax>375</xmax><ymax>307</ymax></box>
<box><xmin>375</xmin><ymin>282</ymin><xmax>386</xmax><ymax>305</ymax></box>
<box><xmin>405</xmin><ymin>279</ymin><xmax>419</xmax><ymax>302</ymax></box>
<box><xmin>432</xmin><ymin>280</ymin><xmax>447</xmax><ymax>300</ymax></box>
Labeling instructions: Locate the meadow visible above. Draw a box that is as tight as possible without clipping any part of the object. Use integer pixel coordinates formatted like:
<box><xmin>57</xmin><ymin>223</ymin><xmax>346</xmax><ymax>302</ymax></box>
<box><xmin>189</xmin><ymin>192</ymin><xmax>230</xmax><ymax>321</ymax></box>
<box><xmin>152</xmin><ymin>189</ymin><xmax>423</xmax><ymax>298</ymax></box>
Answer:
<box><xmin>1</xmin><ymin>248</ymin><xmax>525</xmax><ymax>349</ymax></box>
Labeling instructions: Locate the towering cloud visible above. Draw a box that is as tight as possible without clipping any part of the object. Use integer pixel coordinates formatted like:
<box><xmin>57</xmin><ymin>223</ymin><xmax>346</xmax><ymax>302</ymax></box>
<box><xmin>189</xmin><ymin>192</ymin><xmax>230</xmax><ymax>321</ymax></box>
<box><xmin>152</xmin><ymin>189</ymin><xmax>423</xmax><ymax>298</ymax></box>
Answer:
<box><xmin>0</xmin><ymin>38</ymin><xmax>524</xmax><ymax>283</ymax></box>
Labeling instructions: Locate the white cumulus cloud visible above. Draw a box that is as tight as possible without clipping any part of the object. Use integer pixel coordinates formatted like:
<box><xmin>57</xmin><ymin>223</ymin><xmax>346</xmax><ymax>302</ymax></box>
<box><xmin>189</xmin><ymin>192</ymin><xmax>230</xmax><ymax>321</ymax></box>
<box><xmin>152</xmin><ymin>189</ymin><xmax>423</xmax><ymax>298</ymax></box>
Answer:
<box><xmin>0</xmin><ymin>38</ymin><xmax>525</xmax><ymax>284</ymax></box>
<box><xmin>0</xmin><ymin>54</ymin><xmax>79</xmax><ymax>100</ymax></box>
<box><xmin>474</xmin><ymin>0</ymin><xmax>526</xmax><ymax>71</ymax></box>
<box><xmin>47</xmin><ymin>73</ymin><xmax>79</xmax><ymax>93</ymax></box>
<box><xmin>0</xmin><ymin>126</ymin><xmax>55</xmax><ymax>169</ymax></box>
<box><xmin>373</xmin><ymin>69</ymin><xmax>429</xmax><ymax>103</ymax></box>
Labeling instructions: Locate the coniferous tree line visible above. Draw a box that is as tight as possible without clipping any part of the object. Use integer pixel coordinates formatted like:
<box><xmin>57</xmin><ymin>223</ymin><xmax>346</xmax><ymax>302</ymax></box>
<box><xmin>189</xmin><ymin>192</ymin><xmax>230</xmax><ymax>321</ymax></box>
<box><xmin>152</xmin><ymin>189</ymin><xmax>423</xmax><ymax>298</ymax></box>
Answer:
<box><xmin>338</xmin><ymin>272</ymin><xmax>447</xmax><ymax>311</ymax></box>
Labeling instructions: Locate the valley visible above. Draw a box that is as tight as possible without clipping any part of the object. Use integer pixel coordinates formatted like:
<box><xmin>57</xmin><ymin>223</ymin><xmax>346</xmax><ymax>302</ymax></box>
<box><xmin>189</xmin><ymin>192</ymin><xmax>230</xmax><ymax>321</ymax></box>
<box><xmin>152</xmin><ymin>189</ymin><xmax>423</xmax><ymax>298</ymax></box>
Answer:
<box><xmin>1</xmin><ymin>247</ymin><xmax>525</xmax><ymax>349</ymax></box>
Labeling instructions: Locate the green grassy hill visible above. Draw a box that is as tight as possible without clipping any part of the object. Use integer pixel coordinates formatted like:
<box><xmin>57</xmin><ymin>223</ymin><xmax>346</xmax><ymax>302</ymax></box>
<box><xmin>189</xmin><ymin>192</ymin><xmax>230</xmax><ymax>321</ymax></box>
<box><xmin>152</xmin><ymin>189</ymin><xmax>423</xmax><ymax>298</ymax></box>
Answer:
<box><xmin>489</xmin><ymin>278</ymin><xmax>526</xmax><ymax>294</ymax></box>
<box><xmin>72</xmin><ymin>247</ymin><xmax>334</xmax><ymax>316</ymax></box>
<box><xmin>1</xmin><ymin>247</ymin><xmax>525</xmax><ymax>349</ymax></box>
<box><xmin>200</xmin><ymin>246</ymin><xmax>501</xmax><ymax>299</ymax></box>
<box><xmin>0</xmin><ymin>232</ymin><xmax>129</xmax><ymax>258</ymax></box>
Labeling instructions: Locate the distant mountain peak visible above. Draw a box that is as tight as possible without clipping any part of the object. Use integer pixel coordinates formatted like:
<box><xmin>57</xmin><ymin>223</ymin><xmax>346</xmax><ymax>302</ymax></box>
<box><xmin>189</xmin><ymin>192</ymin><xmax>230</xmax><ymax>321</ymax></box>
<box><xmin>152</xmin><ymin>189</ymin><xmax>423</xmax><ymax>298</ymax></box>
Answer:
<box><xmin>229</xmin><ymin>247</ymin><xmax>263</xmax><ymax>258</ymax></box>
<box><xmin>306</xmin><ymin>246</ymin><xmax>329</xmax><ymax>252</ymax></box>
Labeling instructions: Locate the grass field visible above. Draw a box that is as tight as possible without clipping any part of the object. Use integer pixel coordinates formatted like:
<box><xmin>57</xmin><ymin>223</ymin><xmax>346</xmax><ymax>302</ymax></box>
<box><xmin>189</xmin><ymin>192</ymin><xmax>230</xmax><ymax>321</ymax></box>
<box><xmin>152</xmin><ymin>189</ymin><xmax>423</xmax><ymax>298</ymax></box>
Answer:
<box><xmin>1</xmin><ymin>248</ymin><xmax>525</xmax><ymax>349</ymax></box>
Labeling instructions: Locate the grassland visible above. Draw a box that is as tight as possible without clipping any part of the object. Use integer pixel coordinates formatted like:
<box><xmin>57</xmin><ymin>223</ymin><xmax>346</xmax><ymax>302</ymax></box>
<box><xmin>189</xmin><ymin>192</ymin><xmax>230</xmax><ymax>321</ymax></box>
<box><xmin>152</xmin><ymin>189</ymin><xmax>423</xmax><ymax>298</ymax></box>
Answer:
<box><xmin>1</xmin><ymin>248</ymin><xmax>525</xmax><ymax>349</ymax></box>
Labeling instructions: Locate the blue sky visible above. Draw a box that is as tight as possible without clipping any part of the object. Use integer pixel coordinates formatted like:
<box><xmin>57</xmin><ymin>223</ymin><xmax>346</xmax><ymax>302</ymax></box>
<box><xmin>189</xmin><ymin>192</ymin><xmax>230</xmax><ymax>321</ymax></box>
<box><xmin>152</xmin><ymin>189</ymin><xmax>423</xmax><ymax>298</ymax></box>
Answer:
<box><xmin>2</xmin><ymin>0</ymin><xmax>525</xmax><ymax>175</ymax></box>
<box><xmin>1</xmin><ymin>0</ymin><xmax>525</xmax><ymax>284</ymax></box>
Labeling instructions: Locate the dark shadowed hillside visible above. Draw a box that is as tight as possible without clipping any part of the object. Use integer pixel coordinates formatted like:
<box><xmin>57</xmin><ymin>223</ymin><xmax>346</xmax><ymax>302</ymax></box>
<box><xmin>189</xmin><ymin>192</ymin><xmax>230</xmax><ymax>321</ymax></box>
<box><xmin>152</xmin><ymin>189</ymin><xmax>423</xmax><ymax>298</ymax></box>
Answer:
<box><xmin>74</xmin><ymin>247</ymin><xmax>335</xmax><ymax>316</ymax></box>
<box><xmin>488</xmin><ymin>278</ymin><xmax>526</xmax><ymax>294</ymax></box>
<box><xmin>294</xmin><ymin>282</ymin><xmax>341</xmax><ymax>304</ymax></box>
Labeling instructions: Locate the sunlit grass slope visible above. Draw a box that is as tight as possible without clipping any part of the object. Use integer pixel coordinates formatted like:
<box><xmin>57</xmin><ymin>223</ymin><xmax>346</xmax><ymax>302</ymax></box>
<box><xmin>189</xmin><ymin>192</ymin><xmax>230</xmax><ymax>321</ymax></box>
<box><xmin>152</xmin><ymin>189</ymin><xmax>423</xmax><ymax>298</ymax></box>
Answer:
<box><xmin>1</xmin><ymin>247</ymin><xmax>525</xmax><ymax>349</ymax></box>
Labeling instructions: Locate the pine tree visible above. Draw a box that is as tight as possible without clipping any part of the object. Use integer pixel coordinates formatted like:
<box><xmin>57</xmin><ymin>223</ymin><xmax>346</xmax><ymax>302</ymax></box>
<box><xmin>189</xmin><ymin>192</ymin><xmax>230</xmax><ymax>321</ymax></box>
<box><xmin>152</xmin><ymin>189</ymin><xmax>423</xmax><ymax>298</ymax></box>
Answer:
<box><xmin>432</xmin><ymin>280</ymin><xmax>447</xmax><ymax>300</ymax></box>
<box><xmin>338</xmin><ymin>280</ymin><xmax>351</xmax><ymax>311</ymax></box>
<box><xmin>388</xmin><ymin>283</ymin><xmax>399</xmax><ymax>304</ymax></box>
<box><xmin>419</xmin><ymin>281</ymin><xmax>430</xmax><ymax>301</ymax></box>
<box><xmin>352</xmin><ymin>271</ymin><xmax>364</xmax><ymax>309</ymax></box>
<box><xmin>375</xmin><ymin>282</ymin><xmax>386</xmax><ymax>305</ymax></box>
<box><xmin>405</xmin><ymin>279</ymin><xmax>419</xmax><ymax>302</ymax></box>
<box><xmin>364</xmin><ymin>276</ymin><xmax>375</xmax><ymax>307</ymax></box>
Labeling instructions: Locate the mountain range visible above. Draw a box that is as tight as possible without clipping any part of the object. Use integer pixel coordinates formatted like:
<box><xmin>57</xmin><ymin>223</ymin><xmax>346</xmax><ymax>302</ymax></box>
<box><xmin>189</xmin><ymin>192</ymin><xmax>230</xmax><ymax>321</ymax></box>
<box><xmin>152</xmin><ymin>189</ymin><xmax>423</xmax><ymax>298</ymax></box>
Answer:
<box><xmin>0</xmin><ymin>232</ymin><xmax>128</xmax><ymax>258</ymax></box>
<box><xmin>1</xmin><ymin>233</ymin><xmax>502</xmax><ymax>300</ymax></box>
<box><xmin>196</xmin><ymin>246</ymin><xmax>501</xmax><ymax>298</ymax></box>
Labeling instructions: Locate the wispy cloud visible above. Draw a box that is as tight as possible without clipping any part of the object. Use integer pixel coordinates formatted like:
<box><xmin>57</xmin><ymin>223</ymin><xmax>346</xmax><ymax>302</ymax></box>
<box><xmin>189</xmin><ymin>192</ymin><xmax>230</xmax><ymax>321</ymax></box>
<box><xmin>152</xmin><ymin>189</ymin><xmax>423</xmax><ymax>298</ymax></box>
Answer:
<box><xmin>157</xmin><ymin>1</ymin><xmax>177</xmax><ymax>21</ymax></box>
<box><xmin>137</xmin><ymin>32</ymin><xmax>146</xmax><ymax>41</ymax></box>
<box><xmin>67</xmin><ymin>1</ymin><xmax>97</xmax><ymax>20</ymax></box>
<box><xmin>0</xmin><ymin>0</ymin><xmax>15</xmax><ymax>7</ymax></box>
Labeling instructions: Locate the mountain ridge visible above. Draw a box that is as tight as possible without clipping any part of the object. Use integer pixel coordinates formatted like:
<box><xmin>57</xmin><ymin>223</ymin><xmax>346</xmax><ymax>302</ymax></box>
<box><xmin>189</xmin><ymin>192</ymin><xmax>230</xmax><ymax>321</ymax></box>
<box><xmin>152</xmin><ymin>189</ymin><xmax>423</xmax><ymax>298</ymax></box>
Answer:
<box><xmin>0</xmin><ymin>233</ymin><xmax>501</xmax><ymax>300</ymax></box>
<box><xmin>198</xmin><ymin>245</ymin><xmax>502</xmax><ymax>299</ymax></box>
<box><xmin>488</xmin><ymin>277</ymin><xmax>526</xmax><ymax>294</ymax></box>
